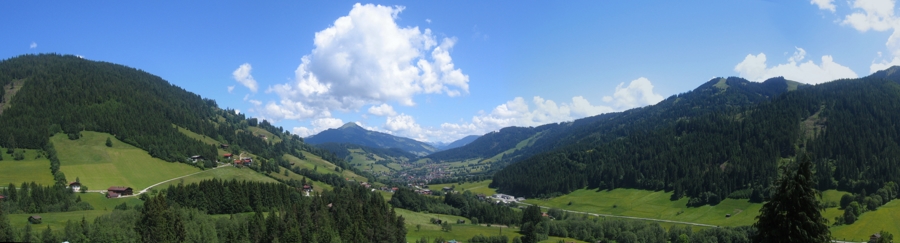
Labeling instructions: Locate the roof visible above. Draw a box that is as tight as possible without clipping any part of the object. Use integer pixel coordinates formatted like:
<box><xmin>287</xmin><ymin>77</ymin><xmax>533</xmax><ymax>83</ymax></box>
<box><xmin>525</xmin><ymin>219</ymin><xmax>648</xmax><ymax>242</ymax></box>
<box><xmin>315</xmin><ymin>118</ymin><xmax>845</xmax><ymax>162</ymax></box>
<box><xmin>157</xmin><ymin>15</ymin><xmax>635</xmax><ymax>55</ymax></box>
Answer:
<box><xmin>223</xmin><ymin>153</ymin><xmax>232</xmax><ymax>156</ymax></box>
<box><xmin>108</xmin><ymin>186</ymin><xmax>131</xmax><ymax>191</ymax></box>
<box><xmin>69</xmin><ymin>181</ymin><xmax>81</xmax><ymax>186</ymax></box>
<box><xmin>30</xmin><ymin>215</ymin><xmax>41</xmax><ymax>219</ymax></box>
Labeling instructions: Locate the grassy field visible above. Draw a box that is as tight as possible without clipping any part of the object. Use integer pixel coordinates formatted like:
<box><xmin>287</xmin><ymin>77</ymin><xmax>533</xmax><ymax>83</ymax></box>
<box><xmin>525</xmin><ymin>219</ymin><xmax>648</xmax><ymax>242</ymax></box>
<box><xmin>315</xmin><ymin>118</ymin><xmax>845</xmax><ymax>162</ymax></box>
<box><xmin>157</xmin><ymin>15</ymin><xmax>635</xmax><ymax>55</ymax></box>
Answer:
<box><xmin>525</xmin><ymin>188</ymin><xmax>758</xmax><ymax>228</ymax></box>
<box><xmin>54</xmin><ymin>132</ymin><xmax>202</xmax><ymax>190</ymax></box>
<box><xmin>429</xmin><ymin>180</ymin><xmax>497</xmax><ymax>196</ymax></box>
<box><xmin>0</xmin><ymin>147</ymin><xmax>55</xmax><ymax>186</ymax></box>
<box><xmin>267</xmin><ymin>166</ymin><xmax>334</xmax><ymax>192</ymax></box>
<box><xmin>284</xmin><ymin>152</ymin><xmax>367</xmax><ymax>182</ymax></box>
<box><xmin>175</xmin><ymin>125</ymin><xmax>230</xmax><ymax>156</ymax></box>
<box><xmin>397</xmin><ymin>208</ymin><xmax>523</xmax><ymax>242</ymax></box>
<box><xmin>153</xmin><ymin>166</ymin><xmax>279</xmax><ymax>191</ymax></box>
<box><xmin>246</xmin><ymin>126</ymin><xmax>282</xmax><ymax>143</ymax></box>
<box><xmin>9</xmin><ymin>210</ymin><xmax>111</xmax><ymax>232</ymax></box>
<box><xmin>830</xmin><ymin>199</ymin><xmax>900</xmax><ymax>241</ymax></box>
<box><xmin>78</xmin><ymin>191</ymin><xmax>145</xmax><ymax>211</ymax></box>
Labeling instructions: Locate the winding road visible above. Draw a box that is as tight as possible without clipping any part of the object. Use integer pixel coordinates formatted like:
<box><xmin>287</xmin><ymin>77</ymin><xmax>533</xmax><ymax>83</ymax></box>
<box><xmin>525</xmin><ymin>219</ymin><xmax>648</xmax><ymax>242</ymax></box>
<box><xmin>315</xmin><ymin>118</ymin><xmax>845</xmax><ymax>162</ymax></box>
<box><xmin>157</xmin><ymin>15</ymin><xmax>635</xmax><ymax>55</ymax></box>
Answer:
<box><xmin>88</xmin><ymin>163</ymin><xmax>231</xmax><ymax>197</ymax></box>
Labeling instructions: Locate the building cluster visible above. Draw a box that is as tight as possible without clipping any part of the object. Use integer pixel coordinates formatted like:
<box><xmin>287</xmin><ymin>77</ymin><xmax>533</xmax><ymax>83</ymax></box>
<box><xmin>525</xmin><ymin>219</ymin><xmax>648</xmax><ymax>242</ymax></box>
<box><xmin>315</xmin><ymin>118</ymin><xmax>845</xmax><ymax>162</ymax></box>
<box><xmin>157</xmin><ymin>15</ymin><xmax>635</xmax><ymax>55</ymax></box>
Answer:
<box><xmin>491</xmin><ymin>193</ymin><xmax>525</xmax><ymax>204</ymax></box>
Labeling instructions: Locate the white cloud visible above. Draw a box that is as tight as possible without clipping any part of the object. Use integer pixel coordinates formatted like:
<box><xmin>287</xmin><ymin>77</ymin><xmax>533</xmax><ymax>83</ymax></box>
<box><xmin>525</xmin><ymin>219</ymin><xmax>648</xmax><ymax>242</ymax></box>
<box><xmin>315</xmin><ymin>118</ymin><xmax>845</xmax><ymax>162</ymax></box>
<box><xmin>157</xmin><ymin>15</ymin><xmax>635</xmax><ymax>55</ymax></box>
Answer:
<box><xmin>232</xmin><ymin>63</ymin><xmax>259</xmax><ymax>93</ymax></box>
<box><xmin>734</xmin><ymin>48</ymin><xmax>858</xmax><ymax>84</ymax></box>
<box><xmin>293</xmin><ymin>117</ymin><xmax>345</xmax><ymax>137</ymax></box>
<box><xmin>426</xmin><ymin>18</ymin><xmax>432</xmax><ymax>23</ymax></box>
<box><xmin>265</xmin><ymin>3</ymin><xmax>469</xmax><ymax>121</ymax></box>
<box><xmin>811</xmin><ymin>0</ymin><xmax>837</xmax><ymax>13</ymax></box>
<box><xmin>248</xmin><ymin>100</ymin><xmax>262</xmax><ymax>106</ymax></box>
<box><xmin>834</xmin><ymin>0</ymin><xmax>900</xmax><ymax>71</ymax></box>
<box><xmin>842</xmin><ymin>0</ymin><xmax>896</xmax><ymax>32</ymax></box>
<box><xmin>602</xmin><ymin>77</ymin><xmax>665</xmax><ymax>109</ymax></box>
<box><xmin>227</xmin><ymin>85</ymin><xmax>235</xmax><ymax>93</ymax></box>
<box><xmin>368</xmin><ymin>103</ymin><xmax>398</xmax><ymax>116</ymax></box>
<box><xmin>422</xmin><ymin>78</ymin><xmax>662</xmax><ymax>142</ymax></box>
<box><xmin>29</xmin><ymin>42</ymin><xmax>37</xmax><ymax>49</ymax></box>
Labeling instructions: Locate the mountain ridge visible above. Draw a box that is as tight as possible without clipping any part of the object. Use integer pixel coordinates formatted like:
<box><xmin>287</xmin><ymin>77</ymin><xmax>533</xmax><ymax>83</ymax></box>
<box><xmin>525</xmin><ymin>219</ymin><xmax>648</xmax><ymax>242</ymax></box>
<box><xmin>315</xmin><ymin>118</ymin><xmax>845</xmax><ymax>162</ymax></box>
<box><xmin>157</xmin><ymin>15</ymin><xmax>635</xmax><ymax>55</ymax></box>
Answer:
<box><xmin>305</xmin><ymin>122</ymin><xmax>438</xmax><ymax>156</ymax></box>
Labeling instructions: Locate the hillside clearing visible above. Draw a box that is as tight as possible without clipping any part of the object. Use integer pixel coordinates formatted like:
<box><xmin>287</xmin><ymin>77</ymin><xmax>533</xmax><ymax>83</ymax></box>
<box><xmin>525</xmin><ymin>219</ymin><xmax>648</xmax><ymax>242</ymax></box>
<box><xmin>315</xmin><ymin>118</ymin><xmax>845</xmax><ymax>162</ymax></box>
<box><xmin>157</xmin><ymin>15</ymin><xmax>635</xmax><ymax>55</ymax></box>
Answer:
<box><xmin>0</xmin><ymin>147</ymin><xmax>55</xmax><ymax>186</ymax></box>
<box><xmin>54</xmin><ymin>132</ymin><xmax>201</xmax><ymax>190</ymax></box>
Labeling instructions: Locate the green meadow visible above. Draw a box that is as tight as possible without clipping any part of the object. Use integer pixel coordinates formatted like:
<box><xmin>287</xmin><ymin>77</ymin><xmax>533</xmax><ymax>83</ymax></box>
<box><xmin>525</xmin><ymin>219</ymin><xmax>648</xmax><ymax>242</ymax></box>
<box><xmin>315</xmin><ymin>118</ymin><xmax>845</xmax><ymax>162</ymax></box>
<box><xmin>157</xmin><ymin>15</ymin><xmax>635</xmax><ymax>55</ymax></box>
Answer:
<box><xmin>8</xmin><ymin>210</ymin><xmax>111</xmax><ymax>233</ymax></box>
<box><xmin>284</xmin><ymin>152</ymin><xmax>367</xmax><ymax>182</ymax></box>
<box><xmin>525</xmin><ymin>188</ymin><xmax>759</xmax><ymax>228</ymax></box>
<box><xmin>267</xmin><ymin>166</ymin><xmax>334</xmax><ymax>192</ymax></box>
<box><xmin>429</xmin><ymin>180</ymin><xmax>497</xmax><ymax>196</ymax></box>
<box><xmin>830</xmin><ymin>199</ymin><xmax>900</xmax><ymax>241</ymax></box>
<box><xmin>153</xmin><ymin>166</ymin><xmax>278</xmax><ymax>191</ymax></box>
<box><xmin>0</xmin><ymin>147</ymin><xmax>55</xmax><ymax>186</ymax></box>
<box><xmin>397</xmin><ymin>208</ymin><xmax>522</xmax><ymax>242</ymax></box>
<box><xmin>53</xmin><ymin>132</ymin><xmax>202</xmax><ymax>190</ymax></box>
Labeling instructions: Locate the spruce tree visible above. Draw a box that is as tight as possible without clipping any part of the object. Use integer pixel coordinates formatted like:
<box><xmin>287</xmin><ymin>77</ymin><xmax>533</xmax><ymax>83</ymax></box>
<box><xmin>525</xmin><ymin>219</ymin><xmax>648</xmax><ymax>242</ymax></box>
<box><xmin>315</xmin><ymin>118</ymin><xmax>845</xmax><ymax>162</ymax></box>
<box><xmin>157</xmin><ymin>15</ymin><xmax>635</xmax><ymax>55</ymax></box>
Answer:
<box><xmin>0</xmin><ymin>203</ymin><xmax>14</xmax><ymax>242</ymax></box>
<box><xmin>752</xmin><ymin>155</ymin><xmax>830</xmax><ymax>243</ymax></box>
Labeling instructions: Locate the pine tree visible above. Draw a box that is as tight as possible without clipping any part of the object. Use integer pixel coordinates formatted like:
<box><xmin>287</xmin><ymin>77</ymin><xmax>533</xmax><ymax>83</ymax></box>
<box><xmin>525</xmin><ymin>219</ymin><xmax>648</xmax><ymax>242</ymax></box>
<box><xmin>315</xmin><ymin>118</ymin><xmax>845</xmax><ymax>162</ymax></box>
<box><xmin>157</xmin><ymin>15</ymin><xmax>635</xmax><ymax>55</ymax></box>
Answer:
<box><xmin>105</xmin><ymin>137</ymin><xmax>112</xmax><ymax>147</ymax></box>
<box><xmin>0</xmin><ymin>203</ymin><xmax>14</xmax><ymax>242</ymax></box>
<box><xmin>136</xmin><ymin>194</ymin><xmax>186</xmax><ymax>243</ymax></box>
<box><xmin>752</xmin><ymin>155</ymin><xmax>830</xmax><ymax>243</ymax></box>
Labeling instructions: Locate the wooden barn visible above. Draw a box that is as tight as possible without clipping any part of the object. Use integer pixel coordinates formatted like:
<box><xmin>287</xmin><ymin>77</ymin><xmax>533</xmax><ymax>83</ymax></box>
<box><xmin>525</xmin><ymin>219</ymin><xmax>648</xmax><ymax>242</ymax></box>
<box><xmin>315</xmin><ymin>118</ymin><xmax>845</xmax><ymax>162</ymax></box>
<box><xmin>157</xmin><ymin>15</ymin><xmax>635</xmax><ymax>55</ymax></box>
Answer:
<box><xmin>107</xmin><ymin>186</ymin><xmax>133</xmax><ymax>198</ymax></box>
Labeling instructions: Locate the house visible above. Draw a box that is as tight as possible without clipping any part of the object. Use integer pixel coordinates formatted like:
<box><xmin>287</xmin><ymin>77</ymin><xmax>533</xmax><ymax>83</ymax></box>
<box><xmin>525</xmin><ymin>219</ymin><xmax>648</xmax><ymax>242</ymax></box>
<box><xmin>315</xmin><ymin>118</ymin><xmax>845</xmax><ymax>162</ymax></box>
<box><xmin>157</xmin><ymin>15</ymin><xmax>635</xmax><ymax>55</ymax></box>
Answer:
<box><xmin>302</xmin><ymin>184</ymin><xmax>313</xmax><ymax>192</ymax></box>
<box><xmin>220</xmin><ymin>144</ymin><xmax>229</xmax><ymax>149</ymax></box>
<box><xmin>28</xmin><ymin>215</ymin><xmax>41</xmax><ymax>224</ymax></box>
<box><xmin>870</xmin><ymin>233</ymin><xmax>882</xmax><ymax>243</ymax></box>
<box><xmin>442</xmin><ymin>187</ymin><xmax>452</xmax><ymax>192</ymax></box>
<box><xmin>223</xmin><ymin>153</ymin><xmax>233</xmax><ymax>159</ymax></box>
<box><xmin>106</xmin><ymin>191</ymin><xmax>120</xmax><ymax>198</ymax></box>
<box><xmin>391</xmin><ymin>187</ymin><xmax>399</xmax><ymax>193</ymax></box>
<box><xmin>190</xmin><ymin>155</ymin><xmax>203</xmax><ymax>163</ymax></box>
<box><xmin>68</xmin><ymin>181</ymin><xmax>82</xmax><ymax>192</ymax></box>
<box><xmin>0</xmin><ymin>195</ymin><xmax>5</xmax><ymax>200</ymax></box>
<box><xmin>107</xmin><ymin>186</ymin><xmax>133</xmax><ymax>197</ymax></box>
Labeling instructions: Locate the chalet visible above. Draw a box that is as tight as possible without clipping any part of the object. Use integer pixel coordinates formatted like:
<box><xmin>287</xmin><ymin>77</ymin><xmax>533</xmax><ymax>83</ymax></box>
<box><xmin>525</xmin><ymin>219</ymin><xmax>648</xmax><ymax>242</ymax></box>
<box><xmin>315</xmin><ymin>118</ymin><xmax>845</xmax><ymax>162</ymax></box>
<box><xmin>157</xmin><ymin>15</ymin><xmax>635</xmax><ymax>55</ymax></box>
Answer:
<box><xmin>442</xmin><ymin>187</ymin><xmax>452</xmax><ymax>192</ymax></box>
<box><xmin>28</xmin><ymin>215</ymin><xmax>41</xmax><ymax>224</ymax></box>
<box><xmin>223</xmin><ymin>153</ymin><xmax>233</xmax><ymax>159</ymax></box>
<box><xmin>107</xmin><ymin>186</ymin><xmax>133</xmax><ymax>197</ymax></box>
<box><xmin>258</xmin><ymin>134</ymin><xmax>267</xmax><ymax>140</ymax></box>
<box><xmin>68</xmin><ymin>181</ymin><xmax>82</xmax><ymax>192</ymax></box>
<box><xmin>220</xmin><ymin>144</ymin><xmax>229</xmax><ymax>149</ymax></box>
<box><xmin>106</xmin><ymin>191</ymin><xmax>120</xmax><ymax>198</ymax></box>
<box><xmin>391</xmin><ymin>187</ymin><xmax>398</xmax><ymax>193</ymax></box>
<box><xmin>0</xmin><ymin>195</ymin><xmax>5</xmax><ymax>200</ymax></box>
<box><xmin>190</xmin><ymin>155</ymin><xmax>203</xmax><ymax>163</ymax></box>
<box><xmin>360</xmin><ymin>182</ymin><xmax>371</xmax><ymax>188</ymax></box>
<box><xmin>870</xmin><ymin>233</ymin><xmax>882</xmax><ymax>243</ymax></box>
<box><xmin>302</xmin><ymin>184</ymin><xmax>313</xmax><ymax>192</ymax></box>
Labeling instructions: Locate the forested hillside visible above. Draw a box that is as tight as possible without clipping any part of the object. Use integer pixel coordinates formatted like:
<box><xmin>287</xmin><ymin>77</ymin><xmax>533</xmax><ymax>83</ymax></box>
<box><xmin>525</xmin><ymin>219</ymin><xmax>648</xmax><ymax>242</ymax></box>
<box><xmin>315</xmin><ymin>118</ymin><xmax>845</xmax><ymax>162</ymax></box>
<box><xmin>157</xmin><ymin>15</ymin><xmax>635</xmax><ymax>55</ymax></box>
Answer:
<box><xmin>0</xmin><ymin>54</ymin><xmax>356</xmax><ymax>174</ymax></box>
<box><xmin>492</xmin><ymin>71</ymin><xmax>900</xmax><ymax>207</ymax></box>
<box><xmin>306</xmin><ymin>122</ymin><xmax>438</xmax><ymax>156</ymax></box>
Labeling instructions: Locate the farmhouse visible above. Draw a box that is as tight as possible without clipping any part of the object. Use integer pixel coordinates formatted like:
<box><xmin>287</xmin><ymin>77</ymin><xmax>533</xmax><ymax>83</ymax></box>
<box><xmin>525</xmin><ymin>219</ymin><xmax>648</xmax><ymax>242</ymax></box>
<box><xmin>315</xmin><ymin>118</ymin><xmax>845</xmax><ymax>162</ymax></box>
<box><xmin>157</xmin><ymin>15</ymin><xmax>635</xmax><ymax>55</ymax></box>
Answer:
<box><xmin>107</xmin><ymin>186</ymin><xmax>133</xmax><ymax>198</ymax></box>
<box><xmin>223</xmin><ymin>153</ymin><xmax>233</xmax><ymax>159</ymax></box>
<box><xmin>28</xmin><ymin>215</ymin><xmax>41</xmax><ymax>224</ymax></box>
<box><xmin>0</xmin><ymin>195</ymin><xmax>5</xmax><ymax>200</ymax></box>
<box><xmin>303</xmin><ymin>184</ymin><xmax>313</xmax><ymax>192</ymax></box>
<box><xmin>190</xmin><ymin>155</ymin><xmax>204</xmax><ymax>163</ymax></box>
<box><xmin>68</xmin><ymin>181</ymin><xmax>82</xmax><ymax>192</ymax></box>
<box><xmin>442</xmin><ymin>187</ymin><xmax>452</xmax><ymax>192</ymax></box>
<box><xmin>220</xmin><ymin>144</ymin><xmax>229</xmax><ymax>149</ymax></box>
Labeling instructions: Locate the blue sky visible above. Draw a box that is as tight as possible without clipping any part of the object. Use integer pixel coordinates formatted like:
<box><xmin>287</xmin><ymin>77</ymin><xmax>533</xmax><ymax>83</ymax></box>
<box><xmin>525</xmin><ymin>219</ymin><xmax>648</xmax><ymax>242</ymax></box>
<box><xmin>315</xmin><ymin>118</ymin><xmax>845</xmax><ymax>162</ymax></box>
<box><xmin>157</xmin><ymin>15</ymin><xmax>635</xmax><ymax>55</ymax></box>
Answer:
<box><xmin>3</xmin><ymin>1</ymin><xmax>899</xmax><ymax>143</ymax></box>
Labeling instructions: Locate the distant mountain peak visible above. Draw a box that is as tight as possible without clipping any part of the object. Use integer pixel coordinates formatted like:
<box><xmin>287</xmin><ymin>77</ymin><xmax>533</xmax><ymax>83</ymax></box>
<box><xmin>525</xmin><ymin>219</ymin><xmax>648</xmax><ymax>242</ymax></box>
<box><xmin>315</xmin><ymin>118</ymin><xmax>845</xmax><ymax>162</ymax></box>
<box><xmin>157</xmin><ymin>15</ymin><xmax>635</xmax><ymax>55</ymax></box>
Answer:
<box><xmin>340</xmin><ymin>122</ymin><xmax>361</xmax><ymax>129</ymax></box>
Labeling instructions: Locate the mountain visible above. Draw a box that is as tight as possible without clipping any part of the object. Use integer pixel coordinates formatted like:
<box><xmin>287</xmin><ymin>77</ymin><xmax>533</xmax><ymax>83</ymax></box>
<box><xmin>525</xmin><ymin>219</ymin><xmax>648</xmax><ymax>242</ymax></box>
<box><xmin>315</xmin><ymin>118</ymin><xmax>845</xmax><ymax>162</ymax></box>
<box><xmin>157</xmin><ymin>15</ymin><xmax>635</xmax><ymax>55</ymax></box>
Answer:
<box><xmin>305</xmin><ymin>122</ymin><xmax>438</xmax><ymax>156</ymax></box>
<box><xmin>490</xmin><ymin>70</ymin><xmax>900</xmax><ymax>205</ymax></box>
<box><xmin>428</xmin><ymin>77</ymin><xmax>800</xmax><ymax>169</ymax></box>
<box><xmin>0</xmin><ymin>54</ymin><xmax>358</xmax><ymax>174</ymax></box>
<box><xmin>439</xmin><ymin>135</ymin><xmax>480</xmax><ymax>150</ymax></box>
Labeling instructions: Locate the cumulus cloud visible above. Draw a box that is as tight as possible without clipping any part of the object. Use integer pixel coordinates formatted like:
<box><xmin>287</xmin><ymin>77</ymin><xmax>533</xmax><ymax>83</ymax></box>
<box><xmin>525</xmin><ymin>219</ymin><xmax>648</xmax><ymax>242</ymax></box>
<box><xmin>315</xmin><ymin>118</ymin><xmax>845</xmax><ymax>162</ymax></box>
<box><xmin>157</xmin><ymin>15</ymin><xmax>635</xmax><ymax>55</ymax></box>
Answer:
<box><xmin>292</xmin><ymin>117</ymin><xmax>345</xmax><ymax>137</ymax></box>
<box><xmin>418</xmin><ymin>78</ymin><xmax>663</xmax><ymax>142</ymax></box>
<box><xmin>602</xmin><ymin>77</ymin><xmax>665</xmax><ymax>109</ymax></box>
<box><xmin>368</xmin><ymin>103</ymin><xmax>398</xmax><ymax>116</ymax></box>
<box><xmin>734</xmin><ymin>47</ymin><xmax>858</xmax><ymax>84</ymax></box>
<box><xmin>227</xmin><ymin>85</ymin><xmax>235</xmax><ymax>93</ymax></box>
<box><xmin>29</xmin><ymin>42</ymin><xmax>37</xmax><ymax>49</ymax></box>
<box><xmin>233</xmin><ymin>63</ymin><xmax>259</xmax><ymax>93</ymax></box>
<box><xmin>265</xmin><ymin>3</ymin><xmax>469</xmax><ymax>121</ymax></box>
<box><xmin>842</xmin><ymin>0</ymin><xmax>896</xmax><ymax>32</ymax></box>
<box><xmin>833</xmin><ymin>0</ymin><xmax>900</xmax><ymax>72</ymax></box>
<box><xmin>811</xmin><ymin>0</ymin><xmax>837</xmax><ymax>12</ymax></box>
